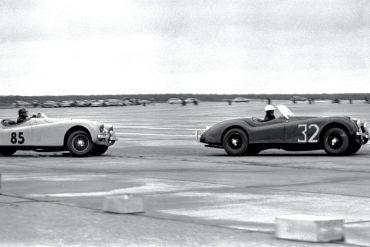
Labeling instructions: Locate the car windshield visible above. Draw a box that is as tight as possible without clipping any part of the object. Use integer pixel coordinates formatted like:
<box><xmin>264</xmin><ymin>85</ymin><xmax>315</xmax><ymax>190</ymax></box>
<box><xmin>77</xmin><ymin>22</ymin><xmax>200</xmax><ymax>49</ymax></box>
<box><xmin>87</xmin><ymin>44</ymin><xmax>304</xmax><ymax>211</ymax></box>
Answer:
<box><xmin>35</xmin><ymin>113</ymin><xmax>47</xmax><ymax>118</ymax></box>
<box><xmin>276</xmin><ymin>105</ymin><xmax>296</xmax><ymax>119</ymax></box>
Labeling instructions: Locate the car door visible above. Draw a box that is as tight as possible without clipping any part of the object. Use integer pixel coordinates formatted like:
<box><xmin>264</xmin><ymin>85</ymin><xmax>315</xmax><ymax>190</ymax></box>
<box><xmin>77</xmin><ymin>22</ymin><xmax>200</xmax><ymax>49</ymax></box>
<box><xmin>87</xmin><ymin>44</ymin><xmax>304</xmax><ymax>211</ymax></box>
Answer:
<box><xmin>250</xmin><ymin>117</ymin><xmax>286</xmax><ymax>143</ymax></box>
<box><xmin>31</xmin><ymin>118</ymin><xmax>66</xmax><ymax>146</ymax></box>
<box><xmin>0</xmin><ymin>121</ymin><xmax>32</xmax><ymax>146</ymax></box>
<box><xmin>284</xmin><ymin>117</ymin><xmax>322</xmax><ymax>144</ymax></box>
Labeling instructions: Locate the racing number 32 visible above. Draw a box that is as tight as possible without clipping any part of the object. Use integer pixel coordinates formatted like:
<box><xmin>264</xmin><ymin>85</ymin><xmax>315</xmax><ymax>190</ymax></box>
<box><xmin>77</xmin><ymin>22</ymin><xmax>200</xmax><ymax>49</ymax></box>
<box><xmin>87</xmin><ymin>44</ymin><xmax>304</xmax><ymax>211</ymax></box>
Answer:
<box><xmin>10</xmin><ymin>132</ymin><xmax>25</xmax><ymax>144</ymax></box>
<box><xmin>298</xmin><ymin>124</ymin><xmax>319</xmax><ymax>143</ymax></box>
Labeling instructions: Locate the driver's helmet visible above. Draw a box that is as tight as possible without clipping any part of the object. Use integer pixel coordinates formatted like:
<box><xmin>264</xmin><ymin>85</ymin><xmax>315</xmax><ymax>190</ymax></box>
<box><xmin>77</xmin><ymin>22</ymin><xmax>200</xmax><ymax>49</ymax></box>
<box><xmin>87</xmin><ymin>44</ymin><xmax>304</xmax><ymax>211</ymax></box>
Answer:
<box><xmin>264</xmin><ymin>105</ymin><xmax>275</xmax><ymax>112</ymax></box>
<box><xmin>18</xmin><ymin>108</ymin><xmax>28</xmax><ymax>116</ymax></box>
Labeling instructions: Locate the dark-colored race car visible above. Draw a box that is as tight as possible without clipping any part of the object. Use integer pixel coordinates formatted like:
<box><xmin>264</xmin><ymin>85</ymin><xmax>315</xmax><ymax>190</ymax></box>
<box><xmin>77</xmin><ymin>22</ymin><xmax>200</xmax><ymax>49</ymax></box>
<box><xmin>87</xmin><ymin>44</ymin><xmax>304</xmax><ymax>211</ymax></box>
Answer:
<box><xmin>196</xmin><ymin>105</ymin><xmax>369</xmax><ymax>156</ymax></box>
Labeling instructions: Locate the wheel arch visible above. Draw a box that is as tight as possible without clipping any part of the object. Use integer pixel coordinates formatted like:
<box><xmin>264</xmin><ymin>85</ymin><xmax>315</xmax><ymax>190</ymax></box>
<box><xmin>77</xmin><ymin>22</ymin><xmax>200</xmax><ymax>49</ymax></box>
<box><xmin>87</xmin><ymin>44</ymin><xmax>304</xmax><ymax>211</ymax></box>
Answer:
<box><xmin>319</xmin><ymin>122</ymin><xmax>350</xmax><ymax>145</ymax></box>
<box><xmin>64</xmin><ymin>126</ymin><xmax>92</xmax><ymax>147</ymax></box>
<box><xmin>221</xmin><ymin>125</ymin><xmax>250</xmax><ymax>145</ymax></box>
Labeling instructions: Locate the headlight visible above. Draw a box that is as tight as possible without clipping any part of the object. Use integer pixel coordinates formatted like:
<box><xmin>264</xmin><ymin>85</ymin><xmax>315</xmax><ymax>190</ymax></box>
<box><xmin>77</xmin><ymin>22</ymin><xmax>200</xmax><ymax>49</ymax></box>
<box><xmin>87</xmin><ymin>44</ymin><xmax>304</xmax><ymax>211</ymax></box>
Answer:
<box><xmin>357</xmin><ymin>120</ymin><xmax>361</xmax><ymax>128</ymax></box>
<box><xmin>99</xmin><ymin>124</ymin><xmax>105</xmax><ymax>133</ymax></box>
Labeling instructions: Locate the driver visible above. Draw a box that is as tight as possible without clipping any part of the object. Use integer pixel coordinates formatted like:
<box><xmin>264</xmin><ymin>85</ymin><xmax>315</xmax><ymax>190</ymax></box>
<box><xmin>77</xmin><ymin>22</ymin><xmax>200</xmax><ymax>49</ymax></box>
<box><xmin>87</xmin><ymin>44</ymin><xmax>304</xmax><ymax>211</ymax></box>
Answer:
<box><xmin>263</xmin><ymin>105</ymin><xmax>276</xmax><ymax>122</ymax></box>
<box><xmin>17</xmin><ymin>108</ymin><xmax>36</xmax><ymax>124</ymax></box>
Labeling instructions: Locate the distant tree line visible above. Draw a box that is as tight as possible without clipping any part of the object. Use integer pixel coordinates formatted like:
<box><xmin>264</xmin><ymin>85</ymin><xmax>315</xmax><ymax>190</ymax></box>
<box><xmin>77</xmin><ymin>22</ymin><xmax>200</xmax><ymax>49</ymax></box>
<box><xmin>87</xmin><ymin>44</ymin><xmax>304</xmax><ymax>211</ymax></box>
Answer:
<box><xmin>0</xmin><ymin>93</ymin><xmax>369</xmax><ymax>105</ymax></box>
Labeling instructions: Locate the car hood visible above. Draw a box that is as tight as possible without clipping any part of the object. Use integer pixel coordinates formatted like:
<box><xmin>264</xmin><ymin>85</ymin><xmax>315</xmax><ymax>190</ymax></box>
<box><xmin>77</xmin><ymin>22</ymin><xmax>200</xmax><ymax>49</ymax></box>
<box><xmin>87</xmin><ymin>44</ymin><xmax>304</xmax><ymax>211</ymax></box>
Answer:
<box><xmin>44</xmin><ymin>117</ymin><xmax>72</xmax><ymax>122</ymax></box>
<box><xmin>42</xmin><ymin>117</ymin><xmax>100</xmax><ymax>126</ymax></box>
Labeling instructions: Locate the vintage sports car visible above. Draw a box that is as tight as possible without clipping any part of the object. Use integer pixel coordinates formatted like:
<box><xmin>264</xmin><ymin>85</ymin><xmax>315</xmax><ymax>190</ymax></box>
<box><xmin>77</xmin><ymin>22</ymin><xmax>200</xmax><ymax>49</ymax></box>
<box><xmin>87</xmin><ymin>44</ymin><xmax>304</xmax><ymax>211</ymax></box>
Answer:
<box><xmin>0</xmin><ymin>113</ymin><xmax>117</xmax><ymax>157</ymax></box>
<box><xmin>196</xmin><ymin>105</ymin><xmax>369</xmax><ymax>156</ymax></box>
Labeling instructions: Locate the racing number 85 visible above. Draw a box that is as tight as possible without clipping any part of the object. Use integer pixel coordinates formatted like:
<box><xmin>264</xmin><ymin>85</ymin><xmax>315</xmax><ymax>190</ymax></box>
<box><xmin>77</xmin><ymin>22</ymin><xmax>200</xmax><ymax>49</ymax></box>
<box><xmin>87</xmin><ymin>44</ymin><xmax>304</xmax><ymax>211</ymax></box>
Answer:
<box><xmin>298</xmin><ymin>124</ymin><xmax>319</xmax><ymax>143</ymax></box>
<box><xmin>10</xmin><ymin>132</ymin><xmax>25</xmax><ymax>144</ymax></box>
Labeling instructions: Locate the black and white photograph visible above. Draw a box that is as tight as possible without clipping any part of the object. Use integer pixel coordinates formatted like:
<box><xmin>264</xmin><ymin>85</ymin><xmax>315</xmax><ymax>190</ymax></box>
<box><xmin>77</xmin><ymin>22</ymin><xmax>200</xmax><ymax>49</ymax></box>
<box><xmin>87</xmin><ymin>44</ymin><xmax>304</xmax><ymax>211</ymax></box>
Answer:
<box><xmin>1</xmin><ymin>0</ymin><xmax>370</xmax><ymax>246</ymax></box>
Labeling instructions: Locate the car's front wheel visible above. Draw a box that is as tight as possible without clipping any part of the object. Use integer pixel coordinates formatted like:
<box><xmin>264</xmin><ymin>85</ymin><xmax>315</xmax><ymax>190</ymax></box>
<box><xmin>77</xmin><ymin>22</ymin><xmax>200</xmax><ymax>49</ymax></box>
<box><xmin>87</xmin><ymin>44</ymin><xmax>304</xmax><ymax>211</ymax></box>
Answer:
<box><xmin>0</xmin><ymin>148</ymin><xmax>17</xmax><ymax>156</ymax></box>
<box><xmin>91</xmin><ymin>145</ymin><xmax>108</xmax><ymax>156</ymax></box>
<box><xmin>223</xmin><ymin>128</ymin><xmax>249</xmax><ymax>156</ymax></box>
<box><xmin>67</xmin><ymin>130</ymin><xmax>94</xmax><ymax>157</ymax></box>
<box><xmin>245</xmin><ymin>146</ymin><xmax>261</xmax><ymax>156</ymax></box>
<box><xmin>345</xmin><ymin>136</ymin><xmax>362</xmax><ymax>155</ymax></box>
<box><xmin>323</xmin><ymin>127</ymin><xmax>349</xmax><ymax>155</ymax></box>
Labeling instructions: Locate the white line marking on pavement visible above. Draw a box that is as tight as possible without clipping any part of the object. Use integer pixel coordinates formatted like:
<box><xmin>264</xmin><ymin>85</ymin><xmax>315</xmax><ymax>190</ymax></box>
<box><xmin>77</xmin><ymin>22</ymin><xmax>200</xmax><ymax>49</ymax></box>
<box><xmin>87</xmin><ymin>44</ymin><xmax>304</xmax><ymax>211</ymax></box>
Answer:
<box><xmin>27</xmin><ymin>180</ymin><xmax>230</xmax><ymax>198</ymax></box>
<box><xmin>116</xmin><ymin>132</ymin><xmax>194</xmax><ymax>137</ymax></box>
<box><xmin>3</xmin><ymin>174</ymin><xmax>108</xmax><ymax>182</ymax></box>
<box><xmin>115</xmin><ymin>125</ymin><xmax>200</xmax><ymax>131</ymax></box>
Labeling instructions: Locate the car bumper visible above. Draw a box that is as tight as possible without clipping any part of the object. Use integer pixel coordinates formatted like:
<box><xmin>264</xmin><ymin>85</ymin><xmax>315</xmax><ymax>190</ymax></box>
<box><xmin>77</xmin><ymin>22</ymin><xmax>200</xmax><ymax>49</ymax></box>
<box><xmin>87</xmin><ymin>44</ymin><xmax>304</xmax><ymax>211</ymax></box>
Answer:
<box><xmin>97</xmin><ymin>130</ymin><xmax>118</xmax><ymax>146</ymax></box>
<box><xmin>195</xmin><ymin>130</ymin><xmax>206</xmax><ymax>143</ymax></box>
<box><xmin>356</xmin><ymin>131</ymin><xmax>369</xmax><ymax>138</ymax></box>
<box><xmin>356</xmin><ymin>126</ymin><xmax>369</xmax><ymax>144</ymax></box>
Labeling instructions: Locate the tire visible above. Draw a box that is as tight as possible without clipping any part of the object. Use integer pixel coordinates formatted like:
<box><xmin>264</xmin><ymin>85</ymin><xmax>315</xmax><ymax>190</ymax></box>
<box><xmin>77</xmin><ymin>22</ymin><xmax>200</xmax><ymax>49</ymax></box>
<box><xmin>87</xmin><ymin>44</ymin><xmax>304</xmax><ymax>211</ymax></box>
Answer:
<box><xmin>222</xmin><ymin>128</ymin><xmax>249</xmax><ymax>156</ymax></box>
<box><xmin>245</xmin><ymin>146</ymin><xmax>261</xmax><ymax>156</ymax></box>
<box><xmin>346</xmin><ymin>143</ymin><xmax>362</xmax><ymax>155</ymax></box>
<box><xmin>323</xmin><ymin>127</ymin><xmax>349</xmax><ymax>155</ymax></box>
<box><xmin>67</xmin><ymin>130</ymin><xmax>94</xmax><ymax>157</ymax></box>
<box><xmin>91</xmin><ymin>145</ymin><xmax>108</xmax><ymax>156</ymax></box>
<box><xmin>364</xmin><ymin>137</ymin><xmax>369</xmax><ymax>145</ymax></box>
<box><xmin>345</xmin><ymin>136</ymin><xmax>362</xmax><ymax>155</ymax></box>
<box><xmin>0</xmin><ymin>148</ymin><xmax>17</xmax><ymax>156</ymax></box>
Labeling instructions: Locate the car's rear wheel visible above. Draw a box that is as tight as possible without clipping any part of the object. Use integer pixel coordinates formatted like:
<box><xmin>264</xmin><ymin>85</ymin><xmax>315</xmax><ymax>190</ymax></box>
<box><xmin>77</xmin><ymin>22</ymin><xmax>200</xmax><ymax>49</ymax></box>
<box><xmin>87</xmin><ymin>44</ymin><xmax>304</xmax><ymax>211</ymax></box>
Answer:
<box><xmin>223</xmin><ymin>128</ymin><xmax>249</xmax><ymax>156</ymax></box>
<box><xmin>67</xmin><ymin>130</ymin><xmax>94</xmax><ymax>157</ymax></box>
<box><xmin>323</xmin><ymin>127</ymin><xmax>349</xmax><ymax>155</ymax></box>
<box><xmin>91</xmin><ymin>145</ymin><xmax>108</xmax><ymax>156</ymax></box>
<box><xmin>0</xmin><ymin>148</ymin><xmax>17</xmax><ymax>156</ymax></box>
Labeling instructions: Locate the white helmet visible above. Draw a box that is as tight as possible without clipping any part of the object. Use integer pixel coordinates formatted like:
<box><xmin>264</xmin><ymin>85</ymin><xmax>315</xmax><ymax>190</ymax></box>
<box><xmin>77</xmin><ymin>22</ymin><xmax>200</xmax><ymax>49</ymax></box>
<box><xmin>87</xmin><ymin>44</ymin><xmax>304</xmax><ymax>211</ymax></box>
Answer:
<box><xmin>265</xmin><ymin>105</ymin><xmax>275</xmax><ymax>112</ymax></box>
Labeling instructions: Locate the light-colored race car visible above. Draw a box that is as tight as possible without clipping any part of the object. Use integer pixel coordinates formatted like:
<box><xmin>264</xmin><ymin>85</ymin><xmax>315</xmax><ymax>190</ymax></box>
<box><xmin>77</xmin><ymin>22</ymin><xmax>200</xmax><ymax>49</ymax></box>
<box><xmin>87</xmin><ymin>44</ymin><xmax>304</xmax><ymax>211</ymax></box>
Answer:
<box><xmin>167</xmin><ymin>98</ymin><xmax>183</xmax><ymax>104</ymax></box>
<box><xmin>232</xmin><ymin>97</ymin><xmax>249</xmax><ymax>103</ymax></box>
<box><xmin>0</xmin><ymin>113</ymin><xmax>117</xmax><ymax>157</ymax></box>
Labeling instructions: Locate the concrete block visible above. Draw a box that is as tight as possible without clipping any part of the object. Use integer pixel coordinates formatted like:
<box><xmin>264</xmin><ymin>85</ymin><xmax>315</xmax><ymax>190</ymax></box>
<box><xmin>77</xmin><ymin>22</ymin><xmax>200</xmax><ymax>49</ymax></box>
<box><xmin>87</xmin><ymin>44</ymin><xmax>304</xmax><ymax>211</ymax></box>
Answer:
<box><xmin>275</xmin><ymin>215</ymin><xmax>344</xmax><ymax>242</ymax></box>
<box><xmin>103</xmin><ymin>194</ymin><xmax>144</xmax><ymax>214</ymax></box>
<box><xmin>345</xmin><ymin>222</ymin><xmax>370</xmax><ymax>246</ymax></box>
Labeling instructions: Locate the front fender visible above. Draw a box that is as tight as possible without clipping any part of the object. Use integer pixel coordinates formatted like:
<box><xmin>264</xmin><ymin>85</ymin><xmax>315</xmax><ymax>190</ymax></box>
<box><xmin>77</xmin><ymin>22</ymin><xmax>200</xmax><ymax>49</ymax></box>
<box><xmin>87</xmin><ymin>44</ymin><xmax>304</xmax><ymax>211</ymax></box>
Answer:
<box><xmin>201</xmin><ymin>120</ymin><xmax>249</xmax><ymax>145</ymax></box>
<box><xmin>69</xmin><ymin>120</ymin><xmax>117</xmax><ymax>146</ymax></box>
<box><xmin>64</xmin><ymin>120</ymin><xmax>101</xmax><ymax>143</ymax></box>
<box><xmin>320</xmin><ymin>117</ymin><xmax>358</xmax><ymax>139</ymax></box>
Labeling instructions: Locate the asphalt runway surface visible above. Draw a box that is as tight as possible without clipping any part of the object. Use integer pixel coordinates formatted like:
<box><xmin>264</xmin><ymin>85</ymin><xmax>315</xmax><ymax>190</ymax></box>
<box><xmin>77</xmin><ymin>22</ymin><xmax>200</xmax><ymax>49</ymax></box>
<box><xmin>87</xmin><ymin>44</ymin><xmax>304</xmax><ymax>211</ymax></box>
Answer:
<box><xmin>1</xmin><ymin>101</ymin><xmax>370</xmax><ymax>246</ymax></box>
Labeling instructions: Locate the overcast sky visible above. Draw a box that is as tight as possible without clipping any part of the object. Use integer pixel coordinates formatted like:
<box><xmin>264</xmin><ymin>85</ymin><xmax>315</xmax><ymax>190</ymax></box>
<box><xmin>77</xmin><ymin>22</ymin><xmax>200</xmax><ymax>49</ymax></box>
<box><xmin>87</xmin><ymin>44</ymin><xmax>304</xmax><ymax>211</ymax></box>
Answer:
<box><xmin>1</xmin><ymin>0</ymin><xmax>369</xmax><ymax>96</ymax></box>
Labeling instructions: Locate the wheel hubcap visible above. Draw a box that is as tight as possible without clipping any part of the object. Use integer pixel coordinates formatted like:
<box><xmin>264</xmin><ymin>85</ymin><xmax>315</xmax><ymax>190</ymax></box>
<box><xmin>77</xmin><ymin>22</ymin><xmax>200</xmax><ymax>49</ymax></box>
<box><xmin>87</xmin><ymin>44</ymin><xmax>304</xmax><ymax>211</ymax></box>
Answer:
<box><xmin>331</xmin><ymin>137</ymin><xmax>339</xmax><ymax>146</ymax></box>
<box><xmin>329</xmin><ymin>135</ymin><xmax>343</xmax><ymax>149</ymax></box>
<box><xmin>73</xmin><ymin>136</ymin><xmax>88</xmax><ymax>151</ymax></box>
<box><xmin>228</xmin><ymin>134</ymin><xmax>242</xmax><ymax>149</ymax></box>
